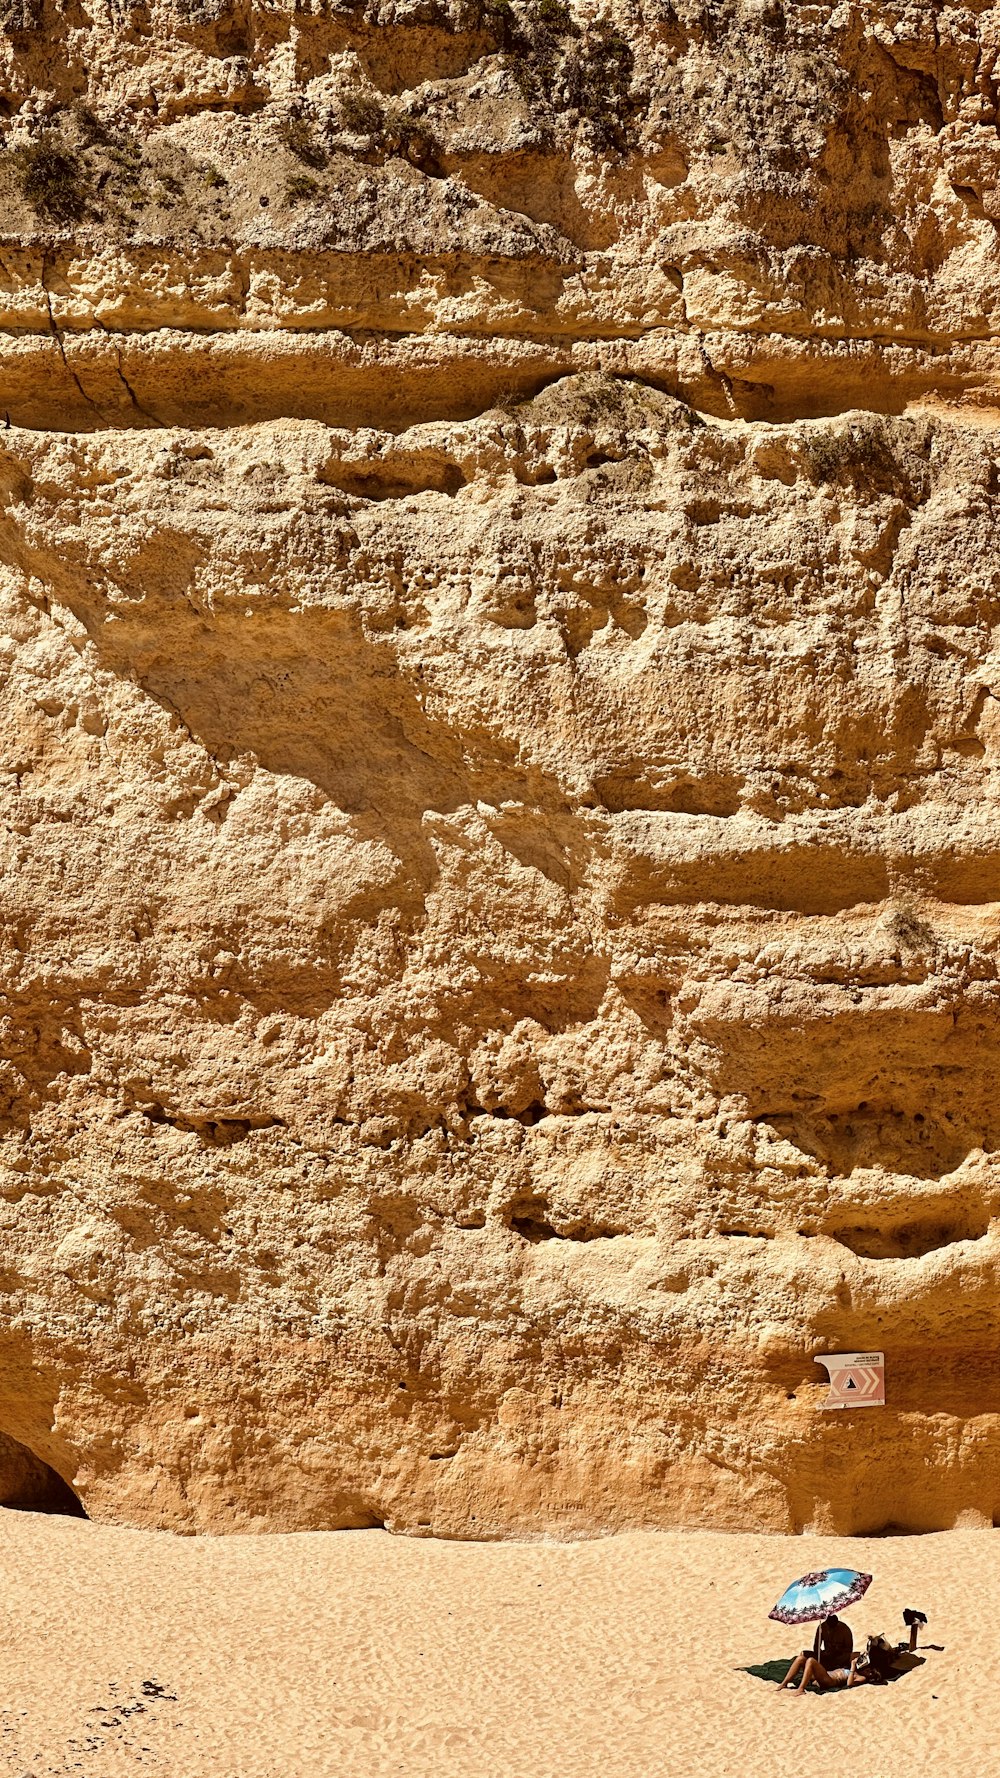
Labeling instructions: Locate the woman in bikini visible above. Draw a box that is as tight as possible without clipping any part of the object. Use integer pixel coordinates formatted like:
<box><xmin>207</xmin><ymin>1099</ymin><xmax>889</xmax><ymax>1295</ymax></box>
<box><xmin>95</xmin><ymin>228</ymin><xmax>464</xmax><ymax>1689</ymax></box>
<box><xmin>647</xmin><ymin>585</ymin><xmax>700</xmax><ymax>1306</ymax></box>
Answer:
<box><xmin>777</xmin><ymin>1613</ymin><xmax>870</xmax><ymax>1694</ymax></box>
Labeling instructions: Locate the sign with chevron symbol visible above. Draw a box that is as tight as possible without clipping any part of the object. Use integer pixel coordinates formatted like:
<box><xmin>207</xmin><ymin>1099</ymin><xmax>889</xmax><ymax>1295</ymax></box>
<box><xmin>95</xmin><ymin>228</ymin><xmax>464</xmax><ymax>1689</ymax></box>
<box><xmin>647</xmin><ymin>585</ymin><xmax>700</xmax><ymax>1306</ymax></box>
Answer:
<box><xmin>814</xmin><ymin>1351</ymin><xmax>885</xmax><ymax>1409</ymax></box>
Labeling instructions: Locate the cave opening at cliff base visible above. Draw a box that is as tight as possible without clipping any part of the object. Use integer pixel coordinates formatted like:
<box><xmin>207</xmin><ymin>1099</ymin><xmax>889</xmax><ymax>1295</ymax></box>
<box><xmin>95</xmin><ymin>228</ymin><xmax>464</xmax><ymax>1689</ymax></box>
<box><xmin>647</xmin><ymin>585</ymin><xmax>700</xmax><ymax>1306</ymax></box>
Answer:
<box><xmin>0</xmin><ymin>1431</ymin><xmax>87</xmax><ymax>1519</ymax></box>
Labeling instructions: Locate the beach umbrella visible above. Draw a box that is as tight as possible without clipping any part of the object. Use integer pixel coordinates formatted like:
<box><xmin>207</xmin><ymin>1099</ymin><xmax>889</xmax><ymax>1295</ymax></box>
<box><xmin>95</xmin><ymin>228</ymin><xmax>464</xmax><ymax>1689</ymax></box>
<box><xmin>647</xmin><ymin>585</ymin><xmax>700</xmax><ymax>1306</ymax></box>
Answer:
<box><xmin>768</xmin><ymin>1568</ymin><xmax>872</xmax><ymax>1625</ymax></box>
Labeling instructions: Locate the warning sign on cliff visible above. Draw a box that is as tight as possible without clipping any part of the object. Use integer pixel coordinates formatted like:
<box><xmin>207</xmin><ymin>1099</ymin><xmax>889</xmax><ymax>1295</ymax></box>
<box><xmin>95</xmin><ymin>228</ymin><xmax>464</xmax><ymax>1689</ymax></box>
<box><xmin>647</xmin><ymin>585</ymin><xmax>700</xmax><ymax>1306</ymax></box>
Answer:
<box><xmin>815</xmin><ymin>1351</ymin><xmax>885</xmax><ymax>1410</ymax></box>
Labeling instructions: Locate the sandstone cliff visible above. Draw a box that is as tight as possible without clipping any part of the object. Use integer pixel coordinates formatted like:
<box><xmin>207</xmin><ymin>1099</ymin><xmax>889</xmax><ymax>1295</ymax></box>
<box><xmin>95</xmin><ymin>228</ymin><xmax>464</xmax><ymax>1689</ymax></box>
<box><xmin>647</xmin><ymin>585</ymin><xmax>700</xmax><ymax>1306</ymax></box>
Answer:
<box><xmin>1</xmin><ymin>0</ymin><xmax>999</xmax><ymax>1535</ymax></box>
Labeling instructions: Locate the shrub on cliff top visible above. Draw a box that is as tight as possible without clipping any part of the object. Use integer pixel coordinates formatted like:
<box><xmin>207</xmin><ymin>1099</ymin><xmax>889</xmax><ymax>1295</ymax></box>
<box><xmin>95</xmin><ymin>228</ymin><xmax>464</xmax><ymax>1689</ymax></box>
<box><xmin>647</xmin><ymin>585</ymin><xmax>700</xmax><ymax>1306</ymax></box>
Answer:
<box><xmin>491</xmin><ymin>0</ymin><xmax>642</xmax><ymax>153</ymax></box>
<box><xmin>338</xmin><ymin>90</ymin><xmax>386</xmax><ymax>137</ymax></box>
<box><xmin>381</xmin><ymin>105</ymin><xmax>442</xmax><ymax>175</ymax></box>
<box><xmin>334</xmin><ymin>89</ymin><xmax>442</xmax><ymax>175</ymax></box>
<box><xmin>14</xmin><ymin>133</ymin><xmax>89</xmax><ymax>223</ymax></box>
<box><xmin>277</xmin><ymin>110</ymin><xmax>329</xmax><ymax>170</ymax></box>
<box><xmin>285</xmin><ymin>172</ymin><xmax>320</xmax><ymax>204</ymax></box>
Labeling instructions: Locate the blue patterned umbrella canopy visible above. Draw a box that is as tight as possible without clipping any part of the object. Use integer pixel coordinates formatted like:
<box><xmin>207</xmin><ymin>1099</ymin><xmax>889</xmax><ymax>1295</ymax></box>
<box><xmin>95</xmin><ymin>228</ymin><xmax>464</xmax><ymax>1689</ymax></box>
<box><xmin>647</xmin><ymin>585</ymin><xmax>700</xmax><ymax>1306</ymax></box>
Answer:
<box><xmin>768</xmin><ymin>1568</ymin><xmax>872</xmax><ymax>1625</ymax></box>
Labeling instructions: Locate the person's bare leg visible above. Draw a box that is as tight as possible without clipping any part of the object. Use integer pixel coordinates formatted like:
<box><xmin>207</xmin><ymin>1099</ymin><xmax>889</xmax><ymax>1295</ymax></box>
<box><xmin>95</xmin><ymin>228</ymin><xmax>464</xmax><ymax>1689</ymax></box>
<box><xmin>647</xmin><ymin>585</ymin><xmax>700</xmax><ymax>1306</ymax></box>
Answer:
<box><xmin>793</xmin><ymin>1657</ymin><xmax>820</xmax><ymax>1694</ymax></box>
<box><xmin>794</xmin><ymin>1658</ymin><xmax>837</xmax><ymax>1695</ymax></box>
<box><xmin>778</xmin><ymin>1654</ymin><xmax>806</xmax><ymax>1691</ymax></box>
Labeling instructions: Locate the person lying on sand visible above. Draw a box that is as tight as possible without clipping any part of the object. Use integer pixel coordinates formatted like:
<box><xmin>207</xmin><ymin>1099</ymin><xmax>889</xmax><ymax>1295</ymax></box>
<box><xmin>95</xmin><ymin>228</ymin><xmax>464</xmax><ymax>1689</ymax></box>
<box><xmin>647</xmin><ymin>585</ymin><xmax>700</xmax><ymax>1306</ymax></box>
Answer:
<box><xmin>778</xmin><ymin>1649</ymin><xmax>869</xmax><ymax>1694</ymax></box>
<box><xmin>778</xmin><ymin>1613</ymin><xmax>870</xmax><ymax>1694</ymax></box>
<box><xmin>861</xmin><ymin>1610</ymin><xmax>930</xmax><ymax>1682</ymax></box>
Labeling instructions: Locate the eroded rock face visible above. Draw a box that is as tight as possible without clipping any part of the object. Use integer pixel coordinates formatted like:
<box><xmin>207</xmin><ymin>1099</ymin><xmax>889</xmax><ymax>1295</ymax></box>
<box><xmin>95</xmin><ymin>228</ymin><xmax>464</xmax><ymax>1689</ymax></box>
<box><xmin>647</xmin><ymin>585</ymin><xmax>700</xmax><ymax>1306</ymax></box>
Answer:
<box><xmin>1</xmin><ymin>0</ymin><xmax>999</xmax><ymax>1534</ymax></box>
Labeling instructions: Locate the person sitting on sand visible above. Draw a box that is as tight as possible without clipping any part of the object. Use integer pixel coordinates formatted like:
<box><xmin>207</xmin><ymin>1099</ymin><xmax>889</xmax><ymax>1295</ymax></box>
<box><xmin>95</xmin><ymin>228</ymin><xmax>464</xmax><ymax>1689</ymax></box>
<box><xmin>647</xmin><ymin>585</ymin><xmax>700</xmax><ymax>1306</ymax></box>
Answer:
<box><xmin>777</xmin><ymin>1614</ymin><xmax>869</xmax><ymax>1694</ymax></box>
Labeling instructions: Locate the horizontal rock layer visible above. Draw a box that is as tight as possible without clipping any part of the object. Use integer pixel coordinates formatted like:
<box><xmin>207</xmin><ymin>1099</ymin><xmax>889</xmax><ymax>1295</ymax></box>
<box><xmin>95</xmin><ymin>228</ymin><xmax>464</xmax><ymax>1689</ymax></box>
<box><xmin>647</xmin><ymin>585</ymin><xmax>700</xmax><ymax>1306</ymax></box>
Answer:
<box><xmin>0</xmin><ymin>0</ymin><xmax>998</xmax><ymax>1533</ymax></box>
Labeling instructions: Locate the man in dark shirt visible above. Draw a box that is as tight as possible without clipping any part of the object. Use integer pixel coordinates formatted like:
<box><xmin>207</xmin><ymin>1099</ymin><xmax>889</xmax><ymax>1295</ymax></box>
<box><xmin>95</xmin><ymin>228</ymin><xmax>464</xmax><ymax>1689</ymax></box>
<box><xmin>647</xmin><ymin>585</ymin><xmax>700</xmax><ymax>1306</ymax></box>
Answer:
<box><xmin>814</xmin><ymin>1614</ymin><xmax>854</xmax><ymax>1670</ymax></box>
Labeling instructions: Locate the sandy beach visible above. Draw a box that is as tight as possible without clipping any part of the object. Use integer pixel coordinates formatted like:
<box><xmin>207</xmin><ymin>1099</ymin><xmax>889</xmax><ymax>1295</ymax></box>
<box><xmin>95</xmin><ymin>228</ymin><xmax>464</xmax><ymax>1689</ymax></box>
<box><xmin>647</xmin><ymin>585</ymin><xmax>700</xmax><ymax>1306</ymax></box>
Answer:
<box><xmin>0</xmin><ymin>1515</ymin><xmax>987</xmax><ymax>1778</ymax></box>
